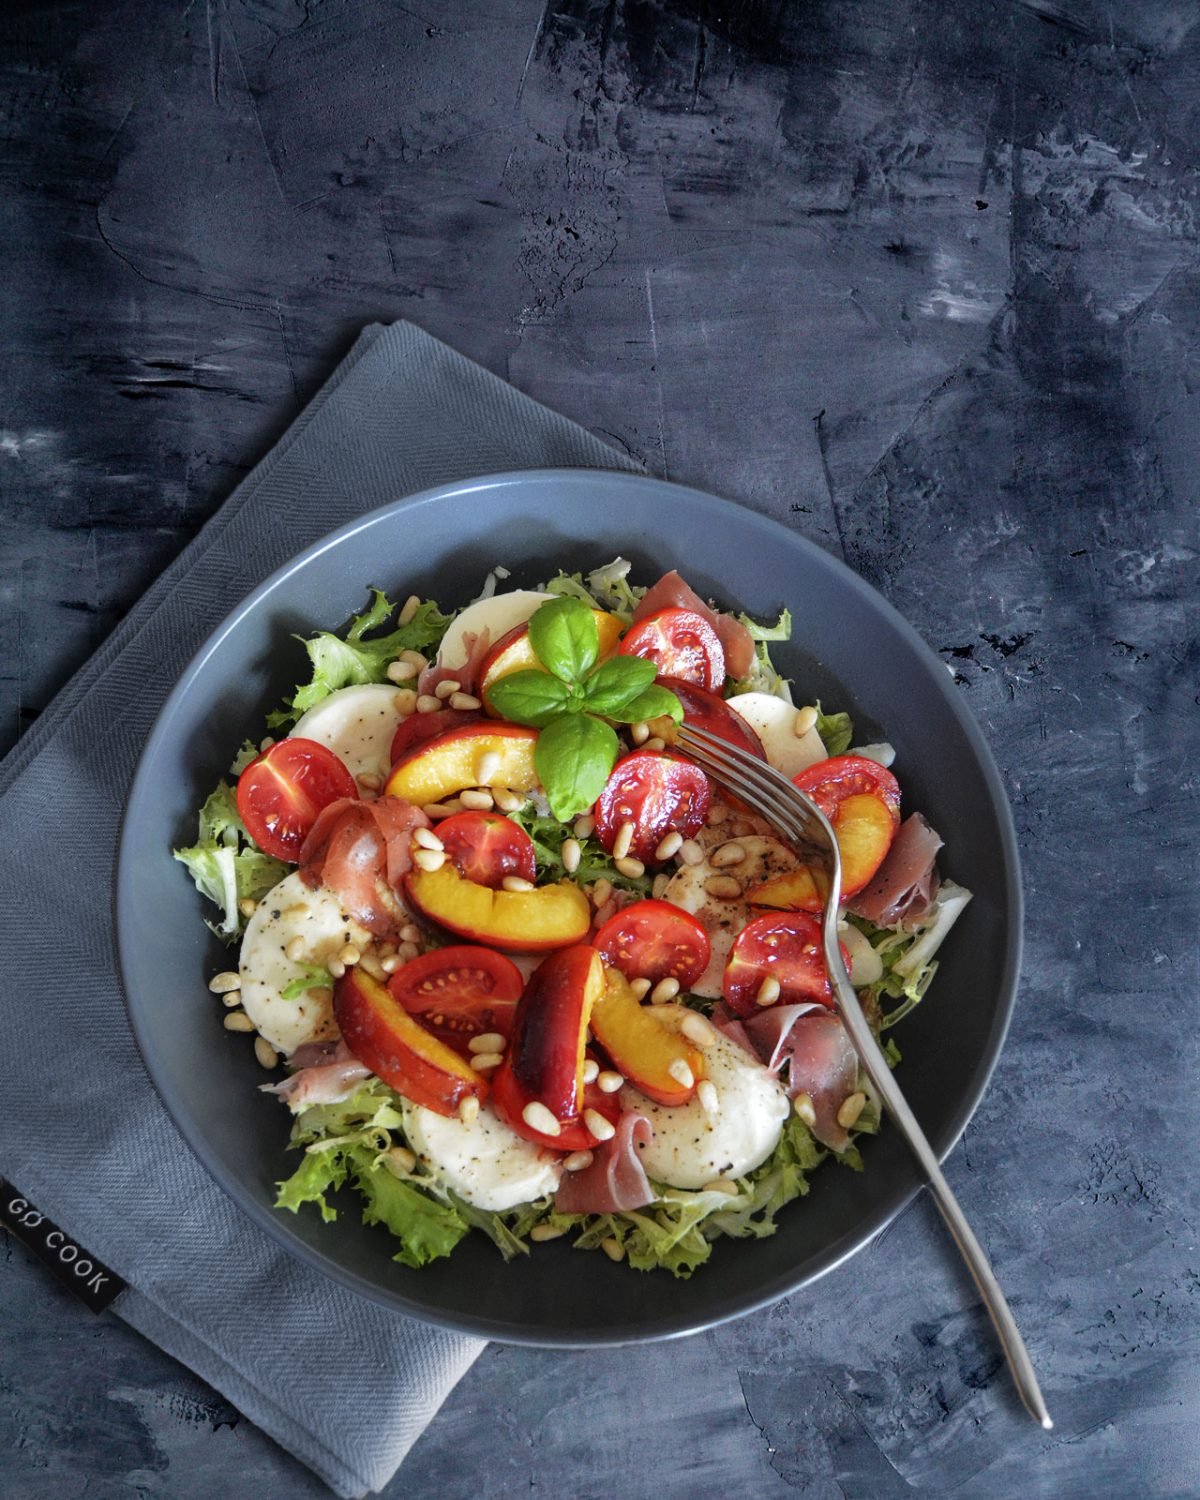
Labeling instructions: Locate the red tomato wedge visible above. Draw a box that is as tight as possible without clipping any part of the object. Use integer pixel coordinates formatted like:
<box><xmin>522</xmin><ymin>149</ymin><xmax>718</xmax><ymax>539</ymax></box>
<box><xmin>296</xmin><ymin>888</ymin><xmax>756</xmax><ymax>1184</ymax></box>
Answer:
<box><xmin>236</xmin><ymin>738</ymin><xmax>358</xmax><ymax>861</ymax></box>
<box><xmin>594</xmin><ymin>751</ymin><xmax>710</xmax><ymax>864</ymax></box>
<box><xmin>435</xmin><ymin>811</ymin><xmax>537</xmax><ymax>889</ymax></box>
<box><xmin>658</xmin><ymin>677</ymin><xmax>765</xmax><ymax>759</ymax></box>
<box><xmin>792</xmin><ymin>755</ymin><xmax>901</xmax><ymax>900</ymax></box>
<box><xmin>490</xmin><ymin>1056</ymin><xmax>621</xmax><ymax>1152</ymax></box>
<box><xmin>389</xmin><ymin>707</ymin><xmax>481</xmax><ymax>766</ymax></box>
<box><xmin>387</xmin><ymin>945</ymin><xmax>523</xmax><ymax>1055</ymax></box>
<box><xmin>722</xmin><ymin>911</ymin><xmax>850</xmax><ymax>1018</ymax></box>
<box><xmin>618</xmin><ymin>608</ymin><xmax>725</xmax><ymax>691</ymax></box>
<box><xmin>593</xmin><ymin>899</ymin><xmax>711</xmax><ymax>988</ymax></box>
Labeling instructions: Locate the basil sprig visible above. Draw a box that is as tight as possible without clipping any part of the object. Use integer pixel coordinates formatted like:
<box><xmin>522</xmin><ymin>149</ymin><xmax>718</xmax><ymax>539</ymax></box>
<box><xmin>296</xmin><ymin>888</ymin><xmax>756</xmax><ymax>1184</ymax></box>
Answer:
<box><xmin>487</xmin><ymin>597</ymin><xmax>683</xmax><ymax>821</ymax></box>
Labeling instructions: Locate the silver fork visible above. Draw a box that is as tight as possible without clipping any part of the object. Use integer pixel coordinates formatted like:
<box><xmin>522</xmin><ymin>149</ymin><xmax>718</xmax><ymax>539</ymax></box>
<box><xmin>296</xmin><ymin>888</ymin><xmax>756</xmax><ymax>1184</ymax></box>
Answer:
<box><xmin>676</xmin><ymin>722</ymin><xmax>1052</xmax><ymax>1430</ymax></box>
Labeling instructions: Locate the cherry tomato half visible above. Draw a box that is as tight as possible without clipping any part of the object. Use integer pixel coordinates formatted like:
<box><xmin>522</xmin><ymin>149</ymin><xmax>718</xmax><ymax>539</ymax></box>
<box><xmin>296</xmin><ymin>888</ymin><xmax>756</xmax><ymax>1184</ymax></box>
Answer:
<box><xmin>490</xmin><ymin>1055</ymin><xmax>621</xmax><ymax>1152</ymax></box>
<box><xmin>594</xmin><ymin>751</ymin><xmax>711</xmax><ymax>864</ymax></box>
<box><xmin>618</xmin><ymin>608</ymin><xmax>725</xmax><ymax>691</ymax></box>
<box><xmin>792</xmin><ymin>755</ymin><xmax>901</xmax><ymax>820</ymax></box>
<box><xmin>387</xmin><ymin>945</ymin><xmax>524</xmax><ymax>1055</ymax></box>
<box><xmin>435</xmin><ymin>811</ymin><xmax>537</xmax><ymax>889</ymax></box>
<box><xmin>593</xmin><ymin>899</ymin><xmax>711</xmax><ymax>988</ymax></box>
<box><xmin>792</xmin><ymin>755</ymin><xmax>901</xmax><ymax>900</ymax></box>
<box><xmin>658</xmin><ymin>677</ymin><xmax>765</xmax><ymax>760</ymax></box>
<box><xmin>389</xmin><ymin>707</ymin><xmax>482</xmax><ymax>765</ymax></box>
<box><xmin>722</xmin><ymin>911</ymin><xmax>850</xmax><ymax>1018</ymax></box>
<box><xmin>236</xmin><ymin>737</ymin><xmax>358</xmax><ymax>861</ymax></box>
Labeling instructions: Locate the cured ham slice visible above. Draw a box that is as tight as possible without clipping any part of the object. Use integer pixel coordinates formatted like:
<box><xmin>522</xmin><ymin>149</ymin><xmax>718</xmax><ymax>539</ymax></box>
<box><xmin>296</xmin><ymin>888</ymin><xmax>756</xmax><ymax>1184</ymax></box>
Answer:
<box><xmin>631</xmin><ymin>571</ymin><xmax>756</xmax><ymax>680</ymax></box>
<box><xmin>708</xmin><ymin>1002</ymin><xmax>758</xmax><ymax>1060</ymax></box>
<box><xmin>554</xmin><ymin>1113</ymin><xmax>656</xmax><ymax>1214</ymax></box>
<box><xmin>262</xmin><ymin>1040</ymin><xmax>372</xmax><ymax>1108</ymax></box>
<box><xmin>848</xmin><ymin>812</ymin><xmax>943</xmax><ymax>928</ymax></box>
<box><xmin>418</xmin><ymin>627</ymin><xmax>492</xmax><ymax>697</ymax></box>
<box><xmin>743</xmin><ymin>1005</ymin><xmax>859</xmax><ymax>1152</ymax></box>
<box><xmin>299</xmin><ymin>795</ymin><xmax>428</xmax><ymax>936</ymax></box>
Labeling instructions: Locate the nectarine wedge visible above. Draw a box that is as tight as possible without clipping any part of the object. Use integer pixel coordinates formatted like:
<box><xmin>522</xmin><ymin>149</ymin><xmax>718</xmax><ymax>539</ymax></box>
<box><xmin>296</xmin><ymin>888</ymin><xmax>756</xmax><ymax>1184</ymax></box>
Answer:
<box><xmin>404</xmin><ymin>862</ymin><xmax>590</xmax><ymax>951</ymax></box>
<box><xmin>589</xmin><ymin>967</ymin><xmax>703</xmax><ymax>1107</ymax></box>
<box><xmin>508</xmin><ymin>945</ymin><xmax>605</xmax><ymax>1121</ymax></box>
<box><xmin>384</xmin><ymin>723</ymin><xmax>538</xmax><ymax>807</ymax></box>
<box><xmin>749</xmin><ymin>794</ymin><xmax>896</xmax><ymax>911</ymax></box>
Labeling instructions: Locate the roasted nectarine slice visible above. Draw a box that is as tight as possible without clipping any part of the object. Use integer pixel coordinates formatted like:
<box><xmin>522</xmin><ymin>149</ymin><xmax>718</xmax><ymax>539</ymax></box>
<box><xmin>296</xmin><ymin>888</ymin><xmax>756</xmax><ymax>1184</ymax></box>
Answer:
<box><xmin>507</xmin><ymin>945</ymin><xmax>605</xmax><ymax>1121</ymax></box>
<box><xmin>750</xmin><ymin>792</ymin><xmax>895</xmax><ymax>911</ymax></box>
<box><xmin>404</xmin><ymin>862</ymin><xmax>590</xmax><ymax>951</ymax></box>
<box><xmin>479</xmin><ymin>612</ymin><xmax>623</xmax><ymax>716</ymax></box>
<box><xmin>589</xmin><ymin>967</ymin><xmax>703</xmax><ymax>1107</ymax></box>
<box><xmin>491</xmin><ymin>1056</ymin><xmax>620</xmax><ymax>1150</ymax></box>
<box><xmin>384</xmin><ymin>723</ymin><xmax>538</xmax><ymax>806</ymax></box>
<box><xmin>333</xmin><ymin>967</ymin><xmax>486</xmax><ymax>1117</ymax></box>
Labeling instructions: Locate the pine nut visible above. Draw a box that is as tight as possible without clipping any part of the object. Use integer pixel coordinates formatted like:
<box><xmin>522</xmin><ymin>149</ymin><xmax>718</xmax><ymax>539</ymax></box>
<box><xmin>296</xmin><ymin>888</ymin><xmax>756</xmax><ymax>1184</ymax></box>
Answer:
<box><xmin>412</xmin><ymin>847</ymin><xmax>446</xmax><ymax>872</ymax></box>
<box><xmin>573</xmin><ymin>814</ymin><xmax>595</xmax><ymax>839</ymax></box>
<box><xmin>522</xmin><ymin>1101</ymin><xmax>560</xmax><ymax>1136</ymax></box>
<box><xmin>469</xmin><ymin>1032</ymin><xmax>506</xmax><ymax>1054</ymax></box>
<box><xmin>581</xmin><ymin>1058</ymin><xmax>600</xmax><ymax>1084</ymax></box>
<box><xmin>677</xmin><ymin>839</ymin><xmax>704</xmax><ymax>866</ymax></box>
<box><xmin>470</xmin><ymin>1052</ymin><xmax>504</xmax><ymax>1071</ymax></box>
<box><xmin>331</xmin><ymin>944</ymin><xmax>357</xmax><ymax>968</ymax></box>
<box><xmin>563</xmin><ymin>1150</ymin><xmax>594</xmax><ymax>1172</ymax></box>
<box><xmin>493</xmin><ymin>786</ymin><xmax>524</xmax><ymax>812</ymax></box>
<box><xmin>382</xmin><ymin>1145</ymin><xmax>417</xmax><ymax>1176</ymax></box>
<box><xmin>710</xmin><ymin>842</ymin><xmax>746</xmax><ymax>868</ymax></box>
<box><xmin>708</xmin><ymin>801</ymin><xmax>730</xmax><ymax>825</ymax></box>
<box><xmin>357</xmin><ymin>771</ymin><xmax>382</xmax><ymax>792</ymax></box>
<box><xmin>413</xmin><ymin>826</ymin><xmax>444</xmax><ymax>851</ymax></box>
<box><xmin>650</xmin><ymin>976</ymin><xmax>680</xmax><ymax>1004</ymax></box>
<box><xmin>615</xmin><ymin>856</ymin><xmax>645</xmax><ymax>879</ymax></box>
<box><xmin>530</xmin><ymin>1222</ymin><xmax>568</xmax><ymax>1241</ymax></box>
<box><xmin>435</xmin><ymin>678</ymin><xmax>461</xmax><ymax>700</ymax></box>
<box><xmin>387</xmin><ymin>659</ymin><xmax>417</xmax><ymax>683</ymax></box>
<box><xmin>667</xmin><ymin>1058</ymin><xmax>695</xmax><ymax>1088</ymax></box>
<box><xmin>401</xmin><ymin>650</ymin><xmax>429</xmax><ymax>673</ymax></box>
<box><xmin>702</xmin><ymin>1177</ymin><xmax>740</xmax><ymax>1196</ymax></box>
<box><xmin>654</xmin><ymin>831</ymin><xmax>683</xmax><ymax>861</ymax></box>
<box><xmin>416</xmin><ymin>694</ymin><xmax>442</xmax><ymax>713</ymax></box>
<box><xmin>704</xmin><ymin>874</ymin><xmax>743</xmax><ymax>899</ymax></box>
<box><xmin>630</xmin><ymin>978</ymin><xmax>652</xmax><ymax>1001</ymax></box>
<box><xmin>400</xmin><ymin>924</ymin><xmax>422</xmax><ymax>944</ymax></box>
<box><xmin>451</xmin><ymin>692</ymin><xmax>481</xmax><ymax>711</ymax></box>
<box><xmin>601</xmin><ymin>1236</ymin><xmax>625</xmax><ymax>1262</ymax></box>
<box><xmin>208</xmin><ymin>971</ymin><xmax>241</xmax><ymax>994</ymax></box>
<box><xmin>837</xmin><ymin>1091</ymin><xmax>866</xmax><ymax>1129</ymax></box>
<box><xmin>794</xmin><ymin>704</ymin><xmax>819</xmax><ymax>736</ymax></box>
<box><xmin>697</xmin><ymin>1080</ymin><xmax>720</xmax><ymax>1116</ymax></box>
<box><xmin>393</xmin><ymin>688</ymin><xmax>418</xmax><ymax>714</ymax></box>
<box><xmin>223</xmin><ymin>1011</ymin><xmax>254</xmax><ymax>1032</ymax></box>
<box><xmin>222</xmin><ymin>991</ymin><xmax>243</xmax><ymax>1008</ymax></box>
<box><xmin>381</xmin><ymin>955</ymin><xmax>402</xmax><ymax>974</ymax></box>
<box><xmin>459</xmin><ymin>788</ymin><xmax>494</xmax><ymax>811</ymax></box>
<box><xmin>643</xmin><ymin>737</ymin><xmax>666</xmax><ymax>752</ymax></box>
<box><xmin>398</xmin><ymin>594</ymin><xmax>421</xmax><ymax>627</ymax></box>
<box><xmin>590</xmin><ymin>878</ymin><xmax>613</xmax><ymax>908</ymax></box>
<box><xmin>424</xmin><ymin>799</ymin><xmax>463</xmax><ymax>819</ymax></box>
<box><xmin>282</xmin><ymin>903</ymin><xmax>308</xmax><ymax>919</ymax></box>
<box><xmin>358</xmin><ymin>950</ymin><xmax>386</xmax><ymax>981</ymax></box>
<box><xmin>285</xmin><ymin>936</ymin><xmax>306</xmax><ymax>962</ymax></box>
<box><xmin>584</xmin><ymin>1109</ymin><xmax>616</xmax><ymax>1141</ymax></box>
<box><xmin>596</xmin><ymin>1070</ymin><xmax>624</xmax><ymax>1093</ymax></box>
<box><xmin>793</xmin><ymin>1092</ymin><xmax>817</xmax><ymax>1127</ymax></box>
<box><xmin>652</xmin><ymin>873</ymin><xmax>671</xmax><ymax>898</ymax></box>
<box><xmin>476</xmin><ymin>751</ymin><xmax>501</xmax><ymax>785</ymax></box>
<box><xmin>254</xmin><ymin>1037</ymin><xmax>278</xmax><ymax>1069</ymax></box>
<box><xmin>238</xmin><ymin>897</ymin><xmax>258</xmax><ymax>918</ymax></box>
<box><xmin>502</xmin><ymin>874</ymin><xmax>534</xmax><ymax>893</ymax></box>
<box><xmin>561</xmin><ymin>837</ymin><xmax>582</xmax><ymax>874</ymax></box>
<box><xmin>631</xmin><ymin>721</ymin><xmax>650</xmax><ymax>745</ymax></box>
<box><xmin>680</xmin><ymin>1013</ymin><xmax>716</xmax><ymax>1047</ymax></box>
<box><xmin>612</xmin><ymin>820</ymin><xmax>636</xmax><ymax>860</ymax></box>
<box><xmin>756</xmin><ymin>975</ymin><xmax>781</xmax><ymax>1007</ymax></box>
<box><xmin>327</xmin><ymin>958</ymin><xmax>346</xmax><ymax>980</ymax></box>
<box><xmin>459</xmin><ymin>1095</ymin><xmax>481</xmax><ymax>1125</ymax></box>
<box><xmin>396</xmin><ymin>940</ymin><xmax>420</xmax><ymax>961</ymax></box>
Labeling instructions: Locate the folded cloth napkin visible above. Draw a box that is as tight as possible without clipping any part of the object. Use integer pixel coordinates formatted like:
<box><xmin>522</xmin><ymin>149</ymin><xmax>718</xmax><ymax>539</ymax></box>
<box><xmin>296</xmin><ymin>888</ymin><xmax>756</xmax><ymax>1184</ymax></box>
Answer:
<box><xmin>0</xmin><ymin>321</ymin><xmax>640</xmax><ymax>1496</ymax></box>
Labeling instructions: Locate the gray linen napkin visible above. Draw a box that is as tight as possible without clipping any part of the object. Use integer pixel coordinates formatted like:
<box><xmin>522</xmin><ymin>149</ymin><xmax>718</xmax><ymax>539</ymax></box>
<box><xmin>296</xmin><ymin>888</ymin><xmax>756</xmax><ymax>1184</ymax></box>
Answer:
<box><xmin>0</xmin><ymin>321</ymin><xmax>639</xmax><ymax>1496</ymax></box>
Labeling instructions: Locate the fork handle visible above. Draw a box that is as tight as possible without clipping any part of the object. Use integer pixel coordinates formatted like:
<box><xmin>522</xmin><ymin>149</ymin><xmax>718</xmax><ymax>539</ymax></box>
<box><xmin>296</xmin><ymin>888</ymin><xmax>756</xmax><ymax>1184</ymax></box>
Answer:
<box><xmin>825</xmin><ymin>945</ymin><xmax>1053</xmax><ymax>1431</ymax></box>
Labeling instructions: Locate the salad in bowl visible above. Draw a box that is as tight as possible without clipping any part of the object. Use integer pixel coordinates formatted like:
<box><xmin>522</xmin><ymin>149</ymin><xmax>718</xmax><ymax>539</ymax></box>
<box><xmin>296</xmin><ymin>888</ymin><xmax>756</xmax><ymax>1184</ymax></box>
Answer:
<box><xmin>175</xmin><ymin>559</ymin><xmax>971</xmax><ymax>1276</ymax></box>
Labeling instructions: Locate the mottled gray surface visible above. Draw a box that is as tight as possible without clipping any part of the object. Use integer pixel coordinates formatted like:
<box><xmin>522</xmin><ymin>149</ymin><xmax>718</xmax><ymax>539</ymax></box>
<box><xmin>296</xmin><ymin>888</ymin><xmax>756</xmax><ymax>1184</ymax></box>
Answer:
<box><xmin>2</xmin><ymin>1</ymin><xmax>1198</xmax><ymax>1497</ymax></box>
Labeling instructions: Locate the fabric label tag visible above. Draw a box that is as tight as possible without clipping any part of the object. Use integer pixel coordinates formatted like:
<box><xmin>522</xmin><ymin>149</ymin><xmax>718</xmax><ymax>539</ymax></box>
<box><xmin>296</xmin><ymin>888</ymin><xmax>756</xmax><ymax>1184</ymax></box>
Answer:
<box><xmin>0</xmin><ymin>1179</ymin><xmax>125</xmax><ymax>1314</ymax></box>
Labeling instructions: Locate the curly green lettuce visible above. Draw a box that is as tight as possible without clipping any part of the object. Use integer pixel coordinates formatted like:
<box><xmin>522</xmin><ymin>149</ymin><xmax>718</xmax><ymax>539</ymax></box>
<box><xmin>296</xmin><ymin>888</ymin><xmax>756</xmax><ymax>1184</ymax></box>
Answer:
<box><xmin>172</xmin><ymin>782</ymin><xmax>288</xmax><ymax>939</ymax></box>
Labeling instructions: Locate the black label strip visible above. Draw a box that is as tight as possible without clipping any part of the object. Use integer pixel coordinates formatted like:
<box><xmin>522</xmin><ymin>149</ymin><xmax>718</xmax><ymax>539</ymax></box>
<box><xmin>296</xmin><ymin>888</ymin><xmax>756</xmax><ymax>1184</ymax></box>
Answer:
<box><xmin>0</xmin><ymin>1179</ymin><xmax>125</xmax><ymax>1314</ymax></box>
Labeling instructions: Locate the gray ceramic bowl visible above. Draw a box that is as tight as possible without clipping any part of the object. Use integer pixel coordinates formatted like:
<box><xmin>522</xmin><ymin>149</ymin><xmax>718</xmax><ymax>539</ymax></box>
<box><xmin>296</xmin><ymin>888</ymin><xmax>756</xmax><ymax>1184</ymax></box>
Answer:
<box><xmin>116</xmin><ymin>469</ymin><xmax>1021</xmax><ymax>1345</ymax></box>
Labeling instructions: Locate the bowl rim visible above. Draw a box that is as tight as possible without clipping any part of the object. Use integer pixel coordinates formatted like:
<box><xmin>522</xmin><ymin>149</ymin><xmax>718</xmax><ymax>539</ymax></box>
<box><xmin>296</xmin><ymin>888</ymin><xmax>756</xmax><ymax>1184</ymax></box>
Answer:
<box><xmin>114</xmin><ymin>467</ymin><xmax>1022</xmax><ymax>1346</ymax></box>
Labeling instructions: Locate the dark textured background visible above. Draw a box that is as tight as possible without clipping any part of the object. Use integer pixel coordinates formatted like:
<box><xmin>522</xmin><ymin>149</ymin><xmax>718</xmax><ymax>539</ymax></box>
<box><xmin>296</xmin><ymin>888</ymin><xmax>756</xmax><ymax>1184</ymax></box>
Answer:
<box><xmin>3</xmin><ymin>1</ymin><xmax>1198</xmax><ymax>1496</ymax></box>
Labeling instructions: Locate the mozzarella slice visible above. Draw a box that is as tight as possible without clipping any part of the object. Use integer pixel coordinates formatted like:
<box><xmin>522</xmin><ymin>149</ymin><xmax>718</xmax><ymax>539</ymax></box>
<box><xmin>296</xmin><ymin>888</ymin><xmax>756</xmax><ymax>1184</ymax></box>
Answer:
<box><xmin>238</xmin><ymin>871</ymin><xmax>371</xmax><ymax>1056</ymax></box>
<box><xmin>727</xmin><ymin>692</ymin><xmax>827</xmax><ymax>777</ymax></box>
<box><xmin>436</xmin><ymin>589</ymin><xmax>552</xmax><ymax>672</ymax></box>
<box><xmin>621</xmin><ymin>1006</ymin><xmax>789</xmax><ymax>1189</ymax></box>
<box><xmin>402</xmin><ymin>1101</ymin><xmax>562</xmax><ymax>1211</ymax></box>
<box><xmin>663</xmin><ymin>835</ymin><xmax>803</xmax><ymax>998</ymax></box>
<box><xmin>291</xmin><ymin>683</ymin><xmax>406</xmax><ymax>785</ymax></box>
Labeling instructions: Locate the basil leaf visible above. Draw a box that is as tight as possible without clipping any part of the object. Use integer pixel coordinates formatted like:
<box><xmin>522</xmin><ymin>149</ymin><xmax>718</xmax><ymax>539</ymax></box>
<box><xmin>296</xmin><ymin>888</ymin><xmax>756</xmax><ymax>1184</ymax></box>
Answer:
<box><xmin>528</xmin><ymin>596</ymin><xmax>600</xmax><ymax>684</ymax></box>
<box><xmin>608</xmin><ymin>683</ymin><xmax>684</xmax><ymax>725</ymax></box>
<box><xmin>581</xmin><ymin>655</ymin><xmax>657</xmax><ymax>715</ymax></box>
<box><xmin>485</xmin><ymin>670</ymin><xmax>572</xmax><ymax>728</ymax></box>
<box><xmin>534</xmin><ymin>712</ymin><xmax>618</xmax><ymax>821</ymax></box>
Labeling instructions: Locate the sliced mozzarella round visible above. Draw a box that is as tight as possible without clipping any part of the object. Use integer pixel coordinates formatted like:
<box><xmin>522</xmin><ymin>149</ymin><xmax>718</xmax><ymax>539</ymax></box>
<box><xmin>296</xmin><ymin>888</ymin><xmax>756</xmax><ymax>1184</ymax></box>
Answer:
<box><xmin>662</xmin><ymin>835</ymin><xmax>803</xmax><ymax>998</ymax></box>
<box><xmin>291</xmin><ymin>683</ymin><xmax>406</xmax><ymax>786</ymax></box>
<box><xmin>621</xmin><ymin>1006</ymin><xmax>789</xmax><ymax>1189</ymax></box>
<box><xmin>726</xmin><ymin>692</ymin><xmax>827</xmax><ymax>777</ymax></box>
<box><xmin>402</xmin><ymin>1100</ymin><xmax>562</xmax><ymax>1212</ymax></box>
<box><xmin>436</xmin><ymin>589</ymin><xmax>552</xmax><ymax>672</ymax></box>
<box><xmin>238</xmin><ymin>871</ymin><xmax>371</xmax><ymax>1057</ymax></box>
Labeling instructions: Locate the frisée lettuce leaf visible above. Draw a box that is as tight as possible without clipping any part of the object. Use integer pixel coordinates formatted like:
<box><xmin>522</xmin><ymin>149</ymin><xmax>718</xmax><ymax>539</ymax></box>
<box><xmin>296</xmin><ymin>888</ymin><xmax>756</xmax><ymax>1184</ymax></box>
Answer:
<box><xmin>172</xmin><ymin>782</ymin><xmax>287</xmax><ymax>939</ymax></box>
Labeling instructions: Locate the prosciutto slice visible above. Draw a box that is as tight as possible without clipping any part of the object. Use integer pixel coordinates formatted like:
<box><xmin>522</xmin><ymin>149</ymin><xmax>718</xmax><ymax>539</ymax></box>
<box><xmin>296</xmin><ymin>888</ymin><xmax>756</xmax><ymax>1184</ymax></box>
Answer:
<box><xmin>709</xmin><ymin>1002</ymin><xmax>758</xmax><ymax>1060</ymax></box>
<box><xmin>418</xmin><ymin>627</ymin><xmax>492</xmax><ymax>697</ymax></box>
<box><xmin>849</xmin><ymin>812</ymin><xmax>943</xmax><ymax>928</ymax></box>
<box><xmin>631</xmin><ymin>571</ymin><xmax>756</xmax><ymax>680</ymax></box>
<box><xmin>554</xmin><ymin>1113</ymin><xmax>655</xmax><ymax>1214</ymax></box>
<box><xmin>262</xmin><ymin>1040</ymin><xmax>372</xmax><ymax>1108</ymax></box>
<box><xmin>299</xmin><ymin>795</ymin><xmax>428</xmax><ymax>936</ymax></box>
<box><xmin>743</xmin><ymin>1005</ymin><xmax>859</xmax><ymax>1152</ymax></box>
